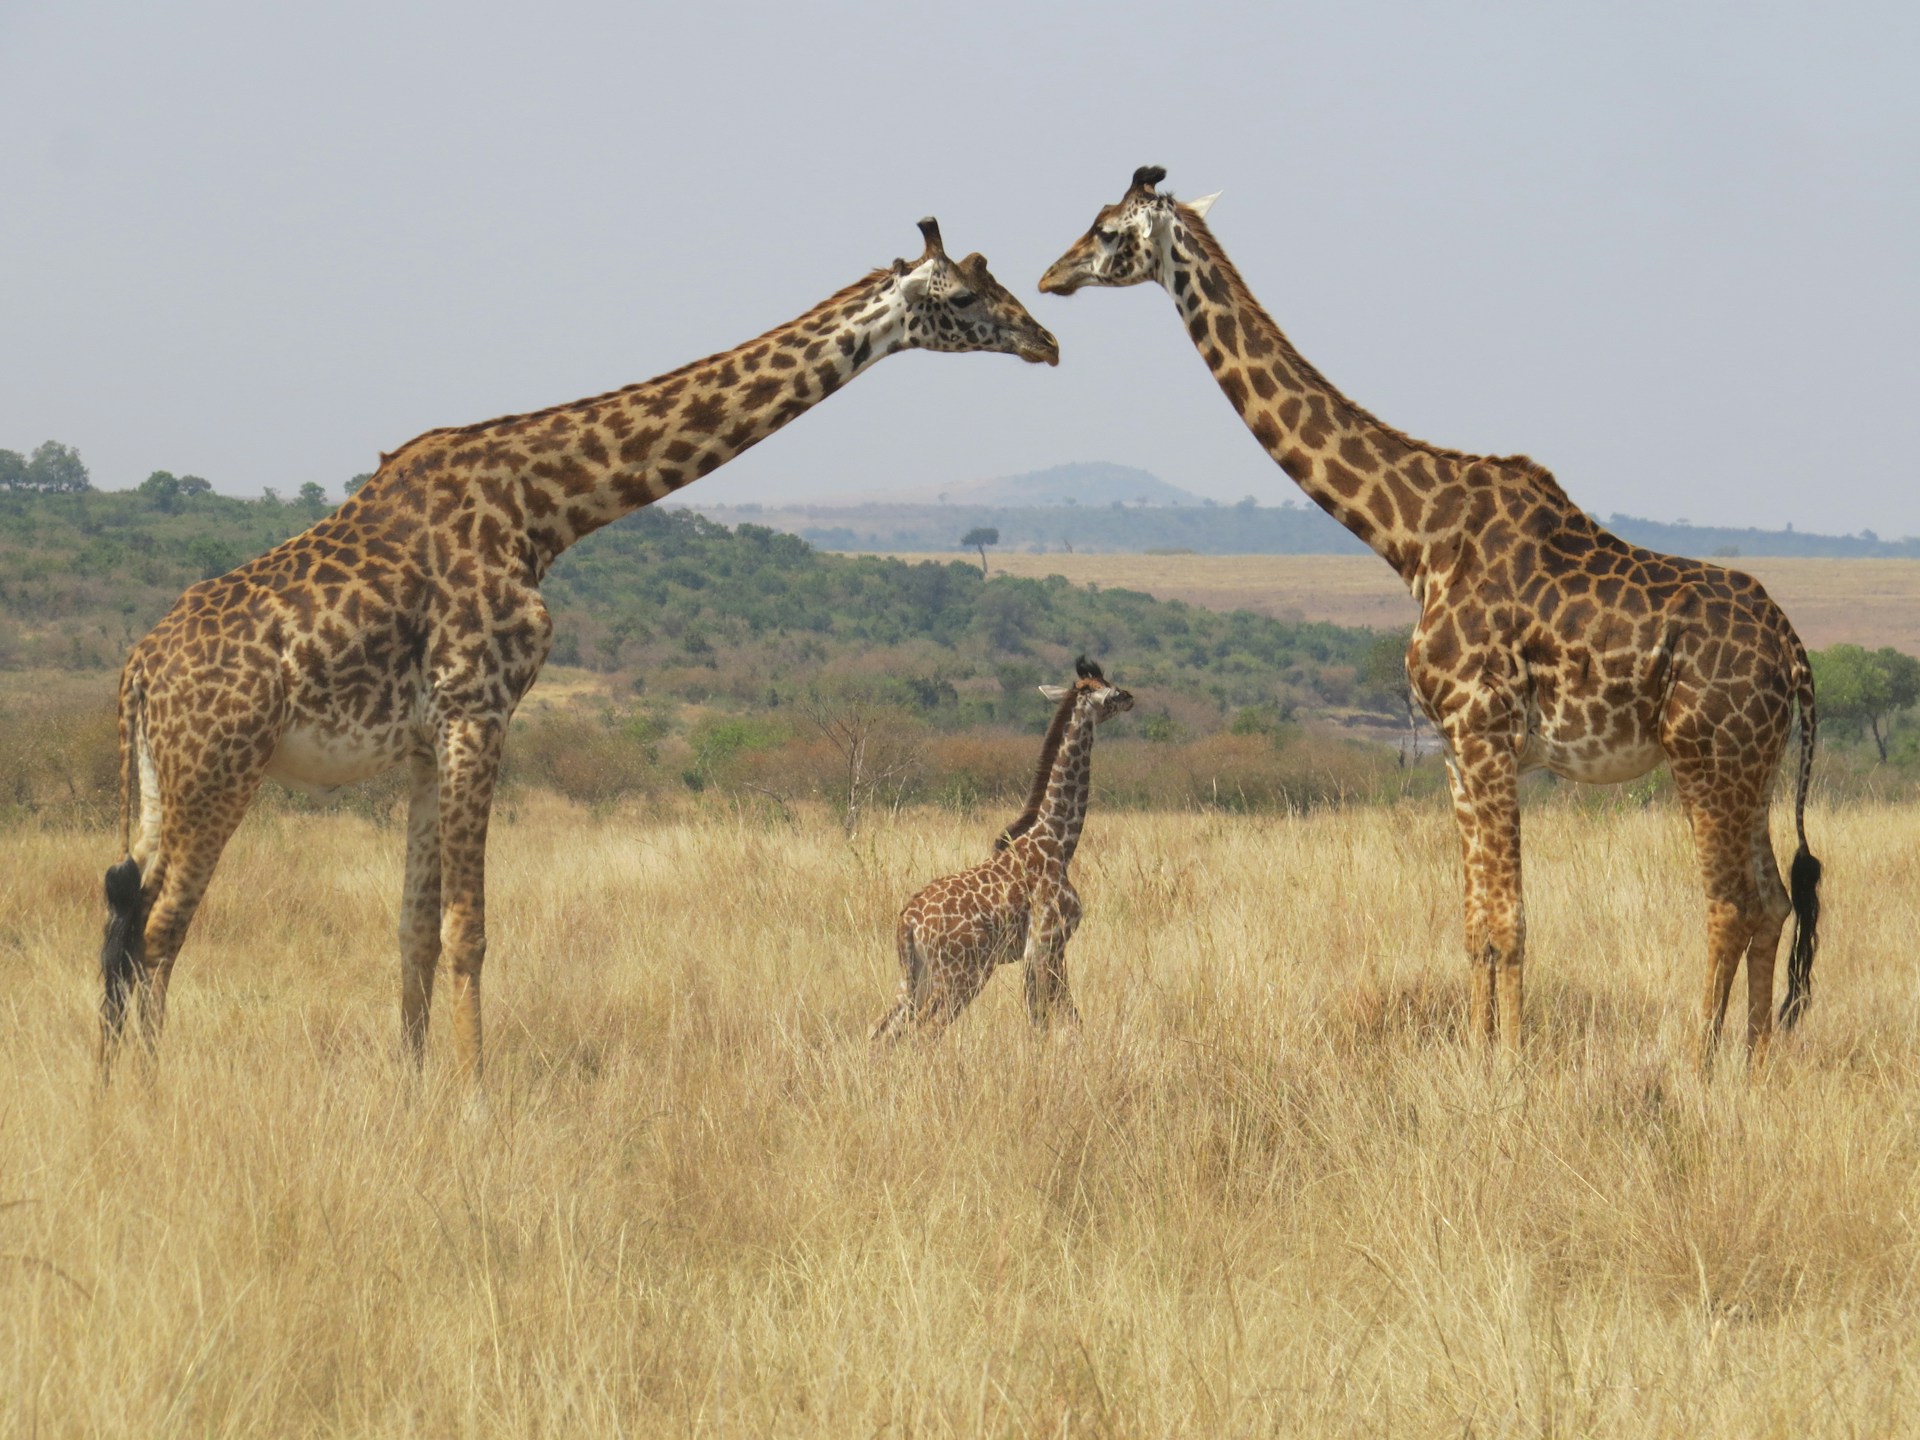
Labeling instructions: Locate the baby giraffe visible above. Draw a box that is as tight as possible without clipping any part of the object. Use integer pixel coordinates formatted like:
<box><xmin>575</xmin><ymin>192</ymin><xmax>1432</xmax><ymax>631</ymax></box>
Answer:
<box><xmin>873</xmin><ymin>658</ymin><xmax>1132</xmax><ymax>1041</ymax></box>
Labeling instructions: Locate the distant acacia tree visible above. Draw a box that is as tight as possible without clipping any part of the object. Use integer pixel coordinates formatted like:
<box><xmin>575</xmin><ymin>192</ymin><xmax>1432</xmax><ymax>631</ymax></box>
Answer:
<box><xmin>136</xmin><ymin>471</ymin><xmax>210</xmax><ymax>512</ymax></box>
<box><xmin>29</xmin><ymin>441</ymin><xmax>90</xmax><ymax>491</ymax></box>
<box><xmin>1812</xmin><ymin>643</ymin><xmax>1920</xmax><ymax>762</ymax></box>
<box><xmin>298</xmin><ymin>481</ymin><xmax>329</xmax><ymax>514</ymax></box>
<box><xmin>139</xmin><ymin>470</ymin><xmax>184</xmax><ymax>512</ymax></box>
<box><xmin>961</xmin><ymin>525</ymin><xmax>999</xmax><ymax>576</ymax></box>
<box><xmin>1358</xmin><ymin>626</ymin><xmax>1424</xmax><ymax>766</ymax></box>
<box><xmin>0</xmin><ymin>441</ymin><xmax>90</xmax><ymax>492</ymax></box>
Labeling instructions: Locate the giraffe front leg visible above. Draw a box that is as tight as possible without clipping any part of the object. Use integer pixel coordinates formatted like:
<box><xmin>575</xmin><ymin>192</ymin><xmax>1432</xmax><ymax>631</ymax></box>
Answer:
<box><xmin>398</xmin><ymin>750</ymin><xmax>442</xmax><ymax>1067</ymax></box>
<box><xmin>435</xmin><ymin>716</ymin><xmax>505</xmax><ymax>1085</ymax></box>
<box><xmin>1022</xmin><ymin>887</ymin><xmax>1082</xmax><ymax>1032</ymax></box>
<box><xmin>1445</xmin><ymin>736</ymin><xmax>1525</xmax><ymax>1053</ymax></box>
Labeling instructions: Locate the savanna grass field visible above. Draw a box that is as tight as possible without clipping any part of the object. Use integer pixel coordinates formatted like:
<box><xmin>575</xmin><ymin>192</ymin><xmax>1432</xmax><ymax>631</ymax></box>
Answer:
<box><xmin>4</xmin><ymin>779</ymin><xmax>1920</xmax><ymax>1435</ymax></box>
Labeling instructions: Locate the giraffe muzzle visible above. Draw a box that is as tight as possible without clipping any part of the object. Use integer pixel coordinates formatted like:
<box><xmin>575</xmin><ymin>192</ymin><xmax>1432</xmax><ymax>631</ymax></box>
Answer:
<box><xmin>1037</xmin><ymin>260</ymin><xmax>1084</xmax><ymax>297</ymax></box>
<box><xmin>1017</xmin><ymin>325</ymin><xmax>1061</xmax><ymax>366</ymax></box>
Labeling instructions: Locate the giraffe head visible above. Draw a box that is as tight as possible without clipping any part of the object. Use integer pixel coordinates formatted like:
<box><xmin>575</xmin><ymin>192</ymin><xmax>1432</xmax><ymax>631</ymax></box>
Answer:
<box><xmin>1036</xmin><ymin>166</ymin><xmax>1218</xmax><ymax>297</ymax></box>
<box><xmin>1038</xmin><ymin>656</ymin><xmax>1134</xmax><ymax>724</ymax></box>
<box><xmin>893</xmin><ymin>218</ymin><xmax>1059</xmax><ymax>365</ymax></box>
<box><xmin>995</xmin><ymin>657</ymin><xmax>1132</xmax><ymax>852</ymax></box>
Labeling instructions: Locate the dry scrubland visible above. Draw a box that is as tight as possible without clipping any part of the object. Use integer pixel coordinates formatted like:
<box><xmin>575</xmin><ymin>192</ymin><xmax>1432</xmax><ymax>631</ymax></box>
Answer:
<box><xmin>957</xmin><ymin>553</ymin><xmax>1920</xmax><ymax>655</ymax></box>
<box><xmin>3</xmin><ymin>796</ymin><xmax>1920</xmax><ymax>1437</ymax></box>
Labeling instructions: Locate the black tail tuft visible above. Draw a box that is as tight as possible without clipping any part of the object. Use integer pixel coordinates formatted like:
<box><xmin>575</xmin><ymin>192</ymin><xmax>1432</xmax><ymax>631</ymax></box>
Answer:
<box><xmin>100</xmin><ymin>858</ymin><xmax>144</xmax><ymax>1039</ymax></box>
<box><xmin>1779</xmin><ymin>844</ymin><xmax>1822</xmax><ymax>1030</ymax></box>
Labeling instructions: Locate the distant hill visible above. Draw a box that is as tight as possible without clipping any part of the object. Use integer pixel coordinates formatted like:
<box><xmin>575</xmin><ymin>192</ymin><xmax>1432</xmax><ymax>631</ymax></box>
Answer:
<box><xmin>921</xmin><ymin>462</ymin><xmax>1204</xmax><ymax>508</ymax></box>
<box><xmin>748</xmin><ymin>461</ymin><xmax>1208</xmax><ymax>510</ymax></box>
<box><xmin>1599</xmin><ymin>515</ymin><xmax>1920</xmax><ymax>560</ymax></box>
<box><xmin>675</xmin><ymin>497</ymin><xmax>1370</xmax><ymax>556</ymax></box>
<box><xmin>674</xmin><ymin>466</ymin><xmax>1920</xmax><ymax>559</ymax></box>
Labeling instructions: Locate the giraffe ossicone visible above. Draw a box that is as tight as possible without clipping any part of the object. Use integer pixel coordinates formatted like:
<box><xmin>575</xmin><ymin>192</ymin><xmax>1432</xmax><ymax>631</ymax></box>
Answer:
<box><xmin>1040</xmin><ymin>168</ymin><xmax>1821</xmax><ymax>1065</ymax></box>
<box><xmin>96</xmin><ymin>221</ymin><xmax>1059</xmax><ymax>1080</ymax></box>
<box><xmin>873</xmin><ymin>657</ymin><xmax>1133</xmax><ymax>1043</ymax></box>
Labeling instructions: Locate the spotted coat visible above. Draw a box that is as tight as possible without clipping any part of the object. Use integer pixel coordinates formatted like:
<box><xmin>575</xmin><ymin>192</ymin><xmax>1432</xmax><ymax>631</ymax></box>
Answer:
<box><xmin>98</xmin><ymin>221</ymin><xmax>1059</xmax><ymax>1078</ymax></box>
<box><xmin>1040</xmin><ymin>169</ymin><xmax>1821</xmax><ymax>1065</ymax></box>
<box><xmin>873</xmin><ymin>662</ymin><xmax>1132</xmax><ymax>1041</ymax></box>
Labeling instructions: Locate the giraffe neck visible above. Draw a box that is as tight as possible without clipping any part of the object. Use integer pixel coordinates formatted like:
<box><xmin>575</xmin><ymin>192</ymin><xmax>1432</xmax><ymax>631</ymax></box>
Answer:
<box><xmin>380</xmin><ymin>269</ymin><xmax>912</xmax><ymax>574</ymax></box>
<box><xmin>1035</xmin><ymin>704</ymin><xmax>1097</xmax><ymax>865</ymax></box>
<box><xmin>1156</xmin><ymin>211</ymin><xmax>1553</xmax><ymax>587</ymax></box>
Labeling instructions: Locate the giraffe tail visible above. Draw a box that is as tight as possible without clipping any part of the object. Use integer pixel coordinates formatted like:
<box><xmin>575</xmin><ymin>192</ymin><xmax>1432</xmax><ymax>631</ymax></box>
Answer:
<box><xmin>101</xmin><ymin>667</ymin><xmax>148</xmax><ymax>1044</ymax></box>
<box><xmin>1780</xmin><ymin>647</ymin><xmax>1821</xmax><ymax>1031</ymax></box>
<box><xmin>101</xmin><ymin>859</ymin><xmax>143</xmax><ymax>1040</ymax></box>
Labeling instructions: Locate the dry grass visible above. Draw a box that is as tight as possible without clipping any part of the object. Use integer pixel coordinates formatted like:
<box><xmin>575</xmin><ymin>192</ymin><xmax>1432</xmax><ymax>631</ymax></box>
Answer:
<box><xmin>952</xmin><ymin>552</ymin><xmax>1920</xmax><ymax>652</ymax></box>
<box><xmin>2</xmin><ymin>796</ymin><xmax>1918</xmax><ymax>1437</ymax></box>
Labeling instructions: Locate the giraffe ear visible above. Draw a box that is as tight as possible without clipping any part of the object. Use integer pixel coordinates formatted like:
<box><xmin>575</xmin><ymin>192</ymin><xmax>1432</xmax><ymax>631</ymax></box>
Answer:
<box><xmin>1185</xmin><ymin>191</ymin><xmax>1222</xmax><ymax>219</ymax></box>
<box><xmin>896</xmin><ymin>257</ymin><xmax>932</xmax><ymax>299</ymax></box>
<box><xmin>1038</xmin><ymin>685</ymin><xmax>1070</xmax><ymax>702</ymax></box>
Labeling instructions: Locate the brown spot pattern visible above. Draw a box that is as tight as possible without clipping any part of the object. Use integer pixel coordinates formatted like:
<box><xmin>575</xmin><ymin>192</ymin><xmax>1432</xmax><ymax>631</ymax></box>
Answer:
<box><xmin>1040</xmin><ymin>171</ymin><xmax>1822</xmax><ymax>1063</ymax></box>
<box><xmin>100</xmin><ymin>235</ymin><xmax>1059</xmax><ymax>1080</ymax></box>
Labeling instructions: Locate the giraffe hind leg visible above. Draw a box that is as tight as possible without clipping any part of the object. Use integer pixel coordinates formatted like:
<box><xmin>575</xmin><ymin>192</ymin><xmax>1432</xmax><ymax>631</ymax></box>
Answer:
<box><xmin>133</xmin><ymin>795</ymin><xmax>257</xmax><ymax>1050</ymax></box>
<box><xmin>100</xmin><ymin>763</ymin><xmax>237</xmax><ymax>1071</ymax></box>
<box><xmin>433</xmin><ymin>716</ymin><xmax>506</xmax><ymax>1083</ymax></box>
<box><xmin>398</xmin><ymin>751</ymin><xmax>443</xmax><ymax>1066</ymax></box>
<box><xmin>870</xmin><ymin>984</ymin><xmax>911</xmax><ymax>1045</ymax></box>
<box><xmin>112</xmin><ymin>719</ymin><xmax>275</xmax><ymax>1065</ymax></box>
<box><xmin>912</xmin><ymin>960</ymin><xmax>993</xmax><ymax>1039</ymax></box>
<box><xmin>1674</xmin><ymin>758</ymin><xmax>1775</xmax><ymax>1072</ymax></box>
<box><xmin>872</xmin><ymin>919</ymin><xmax>928</xmax><ymax>1046</ymax></box>
<box><xmin>892</xmin><ymin>930</ymin><xmax>994</xmax><ymax>1042</ymax></box>
<box><xmin>1742</xmin><ymin>802</ymin><xmax>1794</xmax><ymax>1068</ymax></box>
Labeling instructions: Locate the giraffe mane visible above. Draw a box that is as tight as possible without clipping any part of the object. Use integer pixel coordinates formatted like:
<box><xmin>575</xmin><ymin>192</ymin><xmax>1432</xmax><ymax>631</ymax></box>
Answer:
<box><xmin>374</xmin><ymin>269</ymin><xmax>898</xmax><ymax>475</ymax></box>
<box><xmin>1173</xmin><ymin>205</ymin><xmax>1569</xmax><ymax>493</ymax></box>
<box><xmin>993</xmin><ymin>680</ymin><xmax>1083</xmax><ymax>853</ymax></box>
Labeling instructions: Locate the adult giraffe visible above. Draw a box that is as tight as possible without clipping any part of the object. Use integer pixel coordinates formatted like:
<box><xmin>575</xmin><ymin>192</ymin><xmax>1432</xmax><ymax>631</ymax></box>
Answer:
<box><xmin>1040</xmin><ymin>167</ymin><xmax>1820</xmax><ymax>1063</ymax></box>
<box><xmin>99</xmin><ymin>219</ymin><xmax>1059</xmax><ymax>1079</ymax></box>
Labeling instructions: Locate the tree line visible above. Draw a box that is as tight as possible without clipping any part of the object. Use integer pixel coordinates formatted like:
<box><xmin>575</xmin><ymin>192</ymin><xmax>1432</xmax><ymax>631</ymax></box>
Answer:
<box><xmin>4</xmin><ymin>441</ymin><xmax>1918</xmax><ymax>767</ymax></box>
<box><xmin>0</xmin><ymin>441</ymin><xmax>91</xmax><ymax>493</ymax></box>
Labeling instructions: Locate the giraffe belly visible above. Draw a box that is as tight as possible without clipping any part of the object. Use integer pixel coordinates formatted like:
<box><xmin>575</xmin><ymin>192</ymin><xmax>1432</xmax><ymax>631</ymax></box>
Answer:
<box><xmin>1521</xmin><ymin>732</ymin><xmax>1666</xmax><ymax>785</ymax></box>
<box><xmin>266</xmin><ymin>722</ymin><xmax>409</xmax><ymax>794</ymax></box>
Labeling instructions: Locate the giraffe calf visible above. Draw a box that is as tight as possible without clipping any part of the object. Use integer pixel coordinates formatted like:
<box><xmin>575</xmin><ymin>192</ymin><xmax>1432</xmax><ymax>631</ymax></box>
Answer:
<box><xmin>873</xmin><ymin>658</ymin><xmax>1132</xmax><ymax>1042</ymax></box>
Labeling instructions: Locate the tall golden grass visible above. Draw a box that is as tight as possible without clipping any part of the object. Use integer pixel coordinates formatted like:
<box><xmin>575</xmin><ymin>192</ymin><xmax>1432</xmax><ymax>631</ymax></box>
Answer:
<box><xmin>2</xmin><ymin>795</ymin><xmax>1917</xmax><ymax>1436</ymax></box>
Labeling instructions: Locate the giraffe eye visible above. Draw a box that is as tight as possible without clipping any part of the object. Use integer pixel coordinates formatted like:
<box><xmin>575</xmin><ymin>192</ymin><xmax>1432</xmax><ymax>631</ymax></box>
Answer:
<box><xmin>950</xmin><ymin>291</ymin><xmax>976</xmax><ymax>308</ymax></box>
<box><xmin>1095</xmin><ymin>228</ymin><xmax>1121</xmax><ymax>246</ymax></box>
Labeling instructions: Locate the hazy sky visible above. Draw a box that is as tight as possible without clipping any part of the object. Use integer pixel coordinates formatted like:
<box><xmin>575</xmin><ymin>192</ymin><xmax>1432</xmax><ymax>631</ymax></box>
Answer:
<box><xmin>2</xmin><ymin>1</ymin><xmax>1915</xmax><ymax>534</ymax></box>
